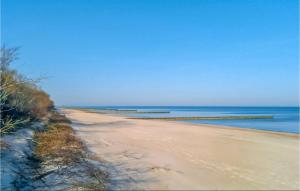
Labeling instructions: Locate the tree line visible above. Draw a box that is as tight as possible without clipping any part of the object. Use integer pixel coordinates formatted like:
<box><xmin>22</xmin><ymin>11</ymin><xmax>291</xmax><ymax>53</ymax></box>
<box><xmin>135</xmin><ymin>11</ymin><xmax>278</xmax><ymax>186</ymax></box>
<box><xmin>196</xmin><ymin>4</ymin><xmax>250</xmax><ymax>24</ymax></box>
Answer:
<box><xmin>0</xmin><ymin>46</ymin><xmax>54</xmax><ymax>135</ymax></box>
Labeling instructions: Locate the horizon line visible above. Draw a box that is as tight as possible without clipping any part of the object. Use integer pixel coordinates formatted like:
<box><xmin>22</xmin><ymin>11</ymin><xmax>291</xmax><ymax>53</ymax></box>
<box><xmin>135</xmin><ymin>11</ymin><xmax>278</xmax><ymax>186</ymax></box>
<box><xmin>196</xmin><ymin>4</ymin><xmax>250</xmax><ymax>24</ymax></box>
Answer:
<box><xmin>59</xmin><ymin>105</ymin><xmax>300</xmax><ymax>108</ymax></box>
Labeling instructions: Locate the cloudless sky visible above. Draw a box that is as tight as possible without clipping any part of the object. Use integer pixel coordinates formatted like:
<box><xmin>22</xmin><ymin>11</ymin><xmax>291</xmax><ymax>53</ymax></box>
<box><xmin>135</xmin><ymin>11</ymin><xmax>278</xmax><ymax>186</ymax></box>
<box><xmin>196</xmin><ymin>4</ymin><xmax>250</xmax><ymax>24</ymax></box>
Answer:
<box><xmin>2</xmin><ymin>0</ymin><xmax>299</xmax><ymax>106</ymax></box>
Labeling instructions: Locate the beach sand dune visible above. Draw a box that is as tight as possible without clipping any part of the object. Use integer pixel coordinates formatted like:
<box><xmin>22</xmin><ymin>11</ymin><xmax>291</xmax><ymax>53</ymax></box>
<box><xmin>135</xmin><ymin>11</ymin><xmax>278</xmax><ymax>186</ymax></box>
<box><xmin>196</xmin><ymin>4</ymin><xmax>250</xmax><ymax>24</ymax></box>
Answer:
<box><xmin>63</xmin><ymin>109</ymin><xmax>299</xmax><ymax>190</ymax></box>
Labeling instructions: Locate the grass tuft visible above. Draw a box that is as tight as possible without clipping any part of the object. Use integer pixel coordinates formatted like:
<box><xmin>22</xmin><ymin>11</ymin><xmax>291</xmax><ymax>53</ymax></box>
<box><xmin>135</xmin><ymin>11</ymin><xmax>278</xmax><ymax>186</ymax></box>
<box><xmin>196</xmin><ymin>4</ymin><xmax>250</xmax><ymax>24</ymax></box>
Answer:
<box><xmin>34</xmin><ymin>113</ymin><xmax>84</xmax><ymax>164</ymax></box>
<box><xmin>33</xmin><ymin>112</ymin><xmax>107</xmax><ymax>189</ymax></box>
<box><xmin>48</xmin><ymin>112</ymin><xmax>72</xmax><ymax>124</ymax></box>
<box><xmin>34</xmin><ymin>114</ymin><xmax>83</xmax><ymax>165</ymax></box>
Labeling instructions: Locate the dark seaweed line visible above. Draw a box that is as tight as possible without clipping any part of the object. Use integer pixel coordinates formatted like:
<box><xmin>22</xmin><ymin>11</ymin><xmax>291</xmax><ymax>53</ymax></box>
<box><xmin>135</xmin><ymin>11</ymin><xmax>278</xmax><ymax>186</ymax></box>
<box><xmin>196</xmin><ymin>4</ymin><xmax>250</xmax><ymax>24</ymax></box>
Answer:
<box><xmin>128</xmin><ymin>115</ymin><xmax>273</xmax><ymax>120</ymax></box>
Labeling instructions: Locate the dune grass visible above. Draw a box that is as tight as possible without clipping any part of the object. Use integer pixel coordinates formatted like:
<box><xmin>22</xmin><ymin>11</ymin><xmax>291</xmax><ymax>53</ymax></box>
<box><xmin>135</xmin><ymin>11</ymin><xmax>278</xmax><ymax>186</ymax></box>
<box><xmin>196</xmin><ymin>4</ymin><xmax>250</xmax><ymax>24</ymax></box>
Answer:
<box><xmin>1</xmin><ymin>47</ymin><xmax>106</xmax><ymax>190</ymax></box>
<box><xmin>33</xmin><ymin>112</ymin><xmax>107</xmax><ymax>190</ymax></box>
<box><xmin>34</xmin><ymin>114</ymin><xmax>84</xmax><ymax>165</ymax></box>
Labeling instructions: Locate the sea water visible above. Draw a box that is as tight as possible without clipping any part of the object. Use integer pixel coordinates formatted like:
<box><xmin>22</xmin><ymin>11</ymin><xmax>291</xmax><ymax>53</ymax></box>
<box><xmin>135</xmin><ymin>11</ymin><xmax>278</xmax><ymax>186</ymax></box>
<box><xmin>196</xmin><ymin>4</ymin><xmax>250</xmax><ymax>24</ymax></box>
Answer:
<box><xmin>84</xmin><ymin>106</ymin><xmax>299</xmax><ymax>134</ymax></box>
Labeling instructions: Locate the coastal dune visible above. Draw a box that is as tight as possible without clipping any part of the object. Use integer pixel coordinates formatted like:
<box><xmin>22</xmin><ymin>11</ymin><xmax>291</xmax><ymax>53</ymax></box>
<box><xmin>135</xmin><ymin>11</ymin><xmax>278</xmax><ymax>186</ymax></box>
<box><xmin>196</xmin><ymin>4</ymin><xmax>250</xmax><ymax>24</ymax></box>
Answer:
<box><xmin>63</xmin><ymin>109</ymin><xmax>299</xmax><ymax>190</ymax></box>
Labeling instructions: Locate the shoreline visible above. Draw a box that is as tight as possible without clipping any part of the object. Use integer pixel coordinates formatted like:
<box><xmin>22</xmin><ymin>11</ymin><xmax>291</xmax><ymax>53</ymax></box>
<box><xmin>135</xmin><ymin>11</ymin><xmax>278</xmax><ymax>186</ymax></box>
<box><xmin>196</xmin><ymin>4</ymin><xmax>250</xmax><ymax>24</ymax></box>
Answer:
<box><xmin>63</xmin><ymin>107</ymin><xmax>298</xmax><ymax>137</ymax></box>
<box><xmin>62</xmin><ymin>108</ymin><xmax>300</xmax><ymax>190</ymax></box>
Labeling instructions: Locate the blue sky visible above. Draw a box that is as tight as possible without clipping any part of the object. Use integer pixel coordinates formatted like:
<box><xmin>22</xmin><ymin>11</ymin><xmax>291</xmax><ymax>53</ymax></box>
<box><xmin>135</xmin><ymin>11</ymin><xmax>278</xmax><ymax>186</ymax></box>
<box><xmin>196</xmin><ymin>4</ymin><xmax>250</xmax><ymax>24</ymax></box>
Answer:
<box><xmin>2</xmin><ymin>0</ymin><xmax>299</xmax><ymax>106</ymax></box>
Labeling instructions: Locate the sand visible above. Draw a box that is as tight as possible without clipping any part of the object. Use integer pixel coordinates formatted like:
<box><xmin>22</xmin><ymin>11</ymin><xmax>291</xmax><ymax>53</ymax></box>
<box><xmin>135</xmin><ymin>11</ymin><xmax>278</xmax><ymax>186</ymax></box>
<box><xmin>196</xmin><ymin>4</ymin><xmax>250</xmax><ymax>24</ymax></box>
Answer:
<box><xmin>62</xmin><ymin>109</ymin><xmax>299</xmax><ymax>190</ymax></box>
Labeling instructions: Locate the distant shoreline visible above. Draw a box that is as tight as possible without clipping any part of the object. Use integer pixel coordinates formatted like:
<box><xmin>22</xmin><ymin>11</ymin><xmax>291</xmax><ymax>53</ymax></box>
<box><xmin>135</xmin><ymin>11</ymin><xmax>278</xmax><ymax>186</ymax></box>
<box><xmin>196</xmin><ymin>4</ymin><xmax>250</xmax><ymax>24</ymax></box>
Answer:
<box><xmin>62</xmin><ymin>107</ymin><xmax>299</xmax><ymax>135</ymax></box>
<box><xmin>62</xmin><ymin>108</ymin><xmax>299</xmax><ymax>136</ymax></box>
<box><xmin>128</xmin><ymin>115</ymin><xmax>274</xmax><ymax>120</ymax></box>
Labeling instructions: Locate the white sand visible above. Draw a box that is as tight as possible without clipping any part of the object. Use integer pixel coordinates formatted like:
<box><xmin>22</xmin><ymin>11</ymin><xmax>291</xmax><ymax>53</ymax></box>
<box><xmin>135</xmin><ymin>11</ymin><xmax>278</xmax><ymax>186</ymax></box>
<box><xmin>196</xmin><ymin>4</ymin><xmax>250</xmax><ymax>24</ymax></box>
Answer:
<box><xmin>63</xmin><ymin>109</ymin><xmax>299</xmax><ymax>190</ymax></box>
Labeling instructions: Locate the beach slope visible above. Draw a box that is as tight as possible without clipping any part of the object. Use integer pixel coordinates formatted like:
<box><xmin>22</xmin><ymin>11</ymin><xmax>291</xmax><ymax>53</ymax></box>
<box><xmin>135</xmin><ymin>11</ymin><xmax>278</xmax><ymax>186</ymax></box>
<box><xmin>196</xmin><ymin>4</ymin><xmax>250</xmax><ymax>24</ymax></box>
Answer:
<box><xmin>62</xmin><ymin>109</ymin><xmax>299</xmax><ymax>190</ymax></box>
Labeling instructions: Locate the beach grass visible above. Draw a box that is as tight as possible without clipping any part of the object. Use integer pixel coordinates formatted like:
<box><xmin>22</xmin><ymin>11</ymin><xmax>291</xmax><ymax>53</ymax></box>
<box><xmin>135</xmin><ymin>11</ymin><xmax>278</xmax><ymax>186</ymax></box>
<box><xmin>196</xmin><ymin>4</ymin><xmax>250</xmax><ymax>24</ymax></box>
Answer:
<box><xmin>34</xmin><ymin>114</ymin><xmax>84</xmax><ymax>165</ymax></box>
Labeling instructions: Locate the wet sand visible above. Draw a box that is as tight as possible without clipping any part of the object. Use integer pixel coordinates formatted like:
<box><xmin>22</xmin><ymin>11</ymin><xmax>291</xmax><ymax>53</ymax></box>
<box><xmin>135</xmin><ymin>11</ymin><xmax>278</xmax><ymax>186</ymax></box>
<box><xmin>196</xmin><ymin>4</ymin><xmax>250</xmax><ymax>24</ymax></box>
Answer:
<box><xmin>62</xmin><ymin>109</ymin><xmax>299</xmax><ymax>190</ymax></box>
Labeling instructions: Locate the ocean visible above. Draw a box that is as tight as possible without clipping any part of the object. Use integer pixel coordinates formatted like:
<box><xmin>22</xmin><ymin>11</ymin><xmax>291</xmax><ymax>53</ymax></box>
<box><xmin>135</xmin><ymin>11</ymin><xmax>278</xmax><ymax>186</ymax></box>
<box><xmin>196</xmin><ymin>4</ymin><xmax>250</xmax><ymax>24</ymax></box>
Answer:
<box><xmin>81</xmin><ymin>106</ymin><xmax>299</xmax><ymax>134</ymax></box>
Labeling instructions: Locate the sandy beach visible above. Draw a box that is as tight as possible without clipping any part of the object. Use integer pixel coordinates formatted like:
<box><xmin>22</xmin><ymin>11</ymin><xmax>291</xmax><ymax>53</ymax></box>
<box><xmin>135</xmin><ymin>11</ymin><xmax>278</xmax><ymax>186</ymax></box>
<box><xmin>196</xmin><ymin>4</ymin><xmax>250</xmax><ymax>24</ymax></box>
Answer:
<box><xmin>62</xmin><ymin>109</ymin><xmax>299</xmax><ymax>190</ymax></box>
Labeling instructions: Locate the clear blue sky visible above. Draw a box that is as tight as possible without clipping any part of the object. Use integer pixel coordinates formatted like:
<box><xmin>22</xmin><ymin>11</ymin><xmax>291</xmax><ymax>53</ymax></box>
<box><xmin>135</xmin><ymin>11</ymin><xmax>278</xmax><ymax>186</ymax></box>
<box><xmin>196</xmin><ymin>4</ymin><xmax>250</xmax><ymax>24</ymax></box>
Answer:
<box><xmin>2</xmin><ymin>0</ymin><xmax>299</xmax><ymax>106</ymax></box>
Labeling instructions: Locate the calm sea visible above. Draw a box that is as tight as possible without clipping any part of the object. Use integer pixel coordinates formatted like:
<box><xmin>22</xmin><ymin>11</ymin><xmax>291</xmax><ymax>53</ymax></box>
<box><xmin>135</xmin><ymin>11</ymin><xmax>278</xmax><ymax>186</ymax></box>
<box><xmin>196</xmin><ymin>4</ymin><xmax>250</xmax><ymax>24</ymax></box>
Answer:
<box><xmin>83</xmin><ymin>106</ymin><xmax>299</xmax><ymax>134</ymax></box>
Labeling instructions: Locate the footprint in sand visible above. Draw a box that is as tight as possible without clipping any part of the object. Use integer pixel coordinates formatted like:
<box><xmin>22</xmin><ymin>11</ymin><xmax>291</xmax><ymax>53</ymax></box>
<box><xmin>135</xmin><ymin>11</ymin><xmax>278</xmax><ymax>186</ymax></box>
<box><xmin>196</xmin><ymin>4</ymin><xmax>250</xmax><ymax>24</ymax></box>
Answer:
<box><xmin>149</xmin><ymin>166</ymin><xmax>171</xmax><ymax>172</ymax></box>
<box><xmin>149</xmin><ymin>166</ymin><xmax>184</xmax><ymax>174</ymax></box>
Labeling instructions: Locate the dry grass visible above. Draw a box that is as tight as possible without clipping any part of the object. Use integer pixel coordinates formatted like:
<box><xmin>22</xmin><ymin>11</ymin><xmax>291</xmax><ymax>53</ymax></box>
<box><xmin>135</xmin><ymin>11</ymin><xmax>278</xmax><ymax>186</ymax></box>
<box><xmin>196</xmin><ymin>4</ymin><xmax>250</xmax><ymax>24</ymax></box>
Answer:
<box><xmin>33</xmin><ymin>112</ymin><xmax>107</xmax><ymax>189</ymax></box>
<box><xmin>34</xmin><ymin>116</ymin><xmax>83</xmax><ymax>165</ymax></box>
<box><xmin>0</xmin><ymin>140</ymin><xmax>9</xmax><ymax>149</ymax></box>
<box><xmin>48</xmin><ymin>112</ymin><xmax>71</xmax><ymax>124</ymax></box>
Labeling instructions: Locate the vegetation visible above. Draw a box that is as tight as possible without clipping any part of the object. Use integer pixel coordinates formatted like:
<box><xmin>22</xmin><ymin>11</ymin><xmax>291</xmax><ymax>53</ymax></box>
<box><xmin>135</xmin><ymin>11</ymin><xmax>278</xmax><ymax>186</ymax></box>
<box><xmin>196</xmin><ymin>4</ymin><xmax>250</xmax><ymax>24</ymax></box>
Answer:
<box><xmin>0</xmin><ymin>46</ymin><xmax>106</xmax><ymax>190</ymax></box>
<box><xmin>34</xmin><ymin>113</ymin><xmax>84</xmax><ymax>165</ymax></box>
<box><xmin>33</xmin><ymin>112</ymin><xmax>106</xmax><ymax>190</ymax></box>
<box><xmin>0</xmin><ymin>46</ymin><xmax>54</xmax><ymax>135</ymax></box>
